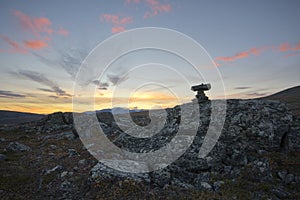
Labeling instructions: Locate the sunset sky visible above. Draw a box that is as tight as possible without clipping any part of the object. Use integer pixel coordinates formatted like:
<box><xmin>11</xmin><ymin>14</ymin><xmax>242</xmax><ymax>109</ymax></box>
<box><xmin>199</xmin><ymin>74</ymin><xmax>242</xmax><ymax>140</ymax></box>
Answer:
<box><xmin>0</xmin><ymin>0</ymin><xmax>299</xmax><ymax>114</ymax></box>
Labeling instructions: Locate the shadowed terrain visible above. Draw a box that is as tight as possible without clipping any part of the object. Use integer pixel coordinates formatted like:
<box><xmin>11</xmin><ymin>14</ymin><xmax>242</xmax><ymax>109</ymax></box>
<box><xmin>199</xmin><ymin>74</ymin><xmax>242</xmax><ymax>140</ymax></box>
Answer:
<box><xmin>0</xmin><ymin>111</ymin><xmax>44</xmax><ymax>125</ymax></box>
<box><xmin>0</xmin><ymin>88</ymin><xmax>300</xmax><ymax>199</ymax></box>
<box><xmin>259</xmin><ymin>85</ymin><xmax>300</xmax><ymax>116</ymax></box>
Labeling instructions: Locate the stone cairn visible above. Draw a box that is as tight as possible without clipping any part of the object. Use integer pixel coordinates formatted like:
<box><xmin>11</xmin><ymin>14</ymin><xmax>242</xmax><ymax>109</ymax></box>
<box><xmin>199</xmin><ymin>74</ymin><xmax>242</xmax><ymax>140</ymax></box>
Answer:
<box><xmin>191</xmin><ymin>83</ymin><xmax>211</xmax><ymax>103</ymax></box>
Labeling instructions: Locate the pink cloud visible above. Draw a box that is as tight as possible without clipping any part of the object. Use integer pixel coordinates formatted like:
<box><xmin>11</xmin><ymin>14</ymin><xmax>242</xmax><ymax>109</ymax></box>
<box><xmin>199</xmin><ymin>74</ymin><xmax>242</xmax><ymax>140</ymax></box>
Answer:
<box><xmin>215</xmin><ymin>47</ymin><xmax>268</xmax><ymax>63</ymax></box>
<box><xmin>277</xmin><ymin>42</ymin><xmax>300</xmax><ymax>52</ymax></box>
<box><xmin>292</xmin><ymin>43</ymin><xmax>300</xmax><ymax>51</ymax></box>
<box><xmin>1</xmin><ymin>35</ymin><xmax>27</xmax><ymax>54</ymax></box>
<box><xmin>100</xmin><ymin>14</ymin><xmax>133</xmax><ymax>33</ymax></box>
<box><xmin>56</xmin><ymin>27</ymin><xmax>69</xmax><ymax>36</ymax></box>
<box><xmin>144</xmin><ymin>0</ymin><xmax>171</xmax><ymax>18</ymax></box>
<box><xmin>278</xmin><ymin>43</ymin><xmax>291</xmax><ymax>52</ymax></box>
<box><xmin>12</xmin><ymin>10</ymin><xmax>69</xmax><ymax>38</ymax></box>
<box><xmin>2</xmin><ymin>10</ymin><xmax>70</xmax><ymax>54</ymax></box>
<box><xmin>284</xmin><ymin>52</ymin><xmax>300</xmax><ymax>58</ymax></box>
<box><xmin>216</xmin><ymin>50</ymin><xmax>250</xmax><ymax>62</ymax></box>
<box><xmin>12</xmin><ymin>10</ymin><xmax>53</xmax><ymax>37</ymax></box>
<box><xmin>101</xmin><ymin>14</ymin><xmax>133</xmax><ymax>25</ymax></box>
<box><xmin>23</xmin><ymin>39</ymin><xmax>48</xmax><ymax>49</ymax></box>
<box><xmin>112</xmin><ymin>26</ymin><xmax>126</xmax><ymax>33</ymax></box>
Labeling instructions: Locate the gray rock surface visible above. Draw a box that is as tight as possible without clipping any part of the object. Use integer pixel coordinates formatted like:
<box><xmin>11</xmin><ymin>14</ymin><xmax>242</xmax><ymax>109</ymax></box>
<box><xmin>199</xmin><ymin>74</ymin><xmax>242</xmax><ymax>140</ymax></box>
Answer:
<box><xmin>87</xmin><ymin>99</ymin><xmax>300</xmax><ymax>190</ymax></box>
<box><xmin>6</xmin><ymin>141</ymin><xmax>31</xmax><ymax>152</ymax></box>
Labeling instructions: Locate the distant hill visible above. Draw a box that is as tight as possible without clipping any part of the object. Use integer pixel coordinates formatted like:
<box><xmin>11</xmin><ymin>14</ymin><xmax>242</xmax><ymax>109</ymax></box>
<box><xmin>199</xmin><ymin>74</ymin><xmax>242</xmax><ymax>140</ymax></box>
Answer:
<box><xmin>260</xmin><ymin>85</ymin><xmax>300</xmax><ymax>116</ymax></box>
<box><xmin>0</xmin><ymin>110</ymin><xmax>44</xmax><ymax>125</ymax></box>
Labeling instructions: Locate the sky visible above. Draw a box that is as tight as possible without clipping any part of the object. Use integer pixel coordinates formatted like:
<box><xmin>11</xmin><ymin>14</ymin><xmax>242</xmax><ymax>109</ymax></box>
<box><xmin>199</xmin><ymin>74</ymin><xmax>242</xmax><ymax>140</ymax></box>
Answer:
<box><xmin>0</xmin><ymin>0</ymin><xmax>299</xmax><ymax>114</ymax></box>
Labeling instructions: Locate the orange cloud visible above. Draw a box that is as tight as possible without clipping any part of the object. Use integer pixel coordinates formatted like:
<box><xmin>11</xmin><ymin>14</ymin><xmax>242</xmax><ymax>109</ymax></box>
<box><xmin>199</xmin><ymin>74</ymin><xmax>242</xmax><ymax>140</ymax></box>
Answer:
<box><xmin>23</xmin><ymin>39</ymin><xmax>48</xmax><ymax>49</ymax></box>
<box><xmin>277</xmin><ymin>42</ymin><xmax>300</xmax><ymax>52</ymax></box>
<box><xmin>2</xmin><ymin>10</ymin><xmax>70</xmax><ymax>54</ymax></box>
<box><xmin>292</xmin><ymin>43</ymin><xmax>300</xmax><ymax>51</ymax></box>
<box><xmin>1</xmin><ymin>35</ymin><xmax>27</xmax><ymax>54</ymax></box>
<box><xmin>215</xmin><ymin>47</ymin><xmax>267</xmax><ymax>63</ymax></box>
<box><xmin>100</xmin><ymin>14</ymin><xmax>133</xmax><ymax>33</ymax></box>
<box><xmin>112</xmin><ymin>26</ymin><xmax>126</xmax><ymax>33</ymax></box>
<box><xmin>144</xmin><ymin>0</ymin><xmax>171</xmax><ymax>18</ymax></box>
<box><xmin>278</xmin><ymin>43</ymin><xmax>290</xmax><ymax>52</ymax></box>
<box><xmin>216</xmin><ymin>51</ymin><xmax>249</xmax><ymax>62</ymax></box>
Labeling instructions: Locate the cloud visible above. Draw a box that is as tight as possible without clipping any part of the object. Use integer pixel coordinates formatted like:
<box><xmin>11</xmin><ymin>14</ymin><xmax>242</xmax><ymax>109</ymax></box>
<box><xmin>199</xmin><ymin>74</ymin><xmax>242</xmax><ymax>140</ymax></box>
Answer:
<box><xmin>107</xmin><ymin>73</ymin><xmax>128</xmax><ymax>85</ymax></box>
<box><xmin>234</xmin><ymin>87</ymin><xmax>251</xmax><ymax>90</ymax></box>
<box><xmin>0</xmin><ymin>90</ymin><xmax>26</xmax><ymax>98</ymax></box>
<box><xmin>1</xmin><ymin>35</ymin><xmax>28</xmax><ymax>54</ymax></box>
<box><xmin>112</xmin><ymin>26</ymin><xmax>126</xmax><ymax>33</ymax></box>
<box><xmin>92</xmin><ymin>80</ymin><xmax>109</xmax><ymax>90</ymax></box>
<box><xmin>12</xmin><ymin>10</ymin><xmax>53</xmax><ymax>37</ymax></box>
<box><xmin>0</xmin><ymin>10</ymin><xmax>70</xmax><ymax>54</ymax></box>
<box><xmin>277</xmin><ymin>42</ymin><xmax>300</xmax><ymax>53</ymax></box>
<box><xmin>23</xmin><ymin>39</ymin><xmax>48</xmax><ymax>49</ymax></box>
<box><xmin>100</xmin><ymin>14</ymin><xmax>133</xmax><ymax>34</ymax></box>
<box><xmin>144</xmin><ymin>0</ymin><xmax>171</xmax><ymax>18</ymax></box>
<box><xmin>284</xmin><ymin>51</ymin><xmax>300</xmax><ymax>58</ymax></box>
<box><xmin>98</xmin><ymin>82</ymin><xmax>109</xmax><ymax>90</ymax></box>
<box><xmin>125</xmin><ymin>0</ymin><xmax>171</xmax><ymax>18</ymax></box>
<box><xmin>56</xmin><ymin>27</ymin><xmax>69</xmax><ymax>36</ymax></box>
<box><xmin>13</xmin><ymin>70</ymin><xmax>71</xmax><ymax>98</ymax></box>
<box><xmin>215</xmin><ymin>46</ymin><xmax>268</xmax><ymax>64</ymax></box>
<box><xmin>216</xmin><ymin>48</ymin><xmax>261</xmax><ymax>62</ymax></box>
<box><xmin>246</xmin><ymin>92</ymin><xmax>268</xmax><ymax>97</ymax></box>
<box><xmin>33</xmin><ymin>48</ymin><xmax>87</xmax><ymax>79</ymax></box>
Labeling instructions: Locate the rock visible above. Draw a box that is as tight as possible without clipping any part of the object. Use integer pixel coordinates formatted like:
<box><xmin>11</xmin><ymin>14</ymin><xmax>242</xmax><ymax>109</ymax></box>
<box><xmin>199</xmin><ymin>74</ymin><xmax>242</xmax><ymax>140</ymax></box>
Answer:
<box><xmin>61</xmin><ymin>171</ymin><xmax>68</xmax><ymax>178</ymax></box>
<box><xmin>150</xmin><ymin>168</ymin><xmax>171</xmax><ymax>187</ymax></box>
<box><xmin>68</xmin><ymin>149</ymin><xmax>78</xmax><ymax>157</ymax></box>
<box><xmin>89</xmin><ymin>161</ymin><xmax>150</xmax><ymax>183</ymax></box>
<box><xmin>0</xmin><ymin>154</ymin><xmax>7</xmax><ymax>161</ymax></box>
<box><xmin>272</xmin><ymin>187</ymin><xmax>290</xmax><ymax>199</ymax></box>
<box><xmin>0</xmin><ymin>138</ymin><xmax>6</xmax><ymax>142</ymax></box>
<box><xmin>284</xmin><ymin>173</ymin><xmax>295</xmax><ymax>184</ymax></box>
<box><xmin>78</xmin><ymin>159</ymin><xmax>87</xmax><ymax>167</ymax></box>
<box><xmin>195</xmin><ymin>172</ymin><xmax>211</xmax><ymax>183</ymax></box>
<box><xmin>80</xmin><ymin>99</ymin><xmax>300</xmax><ymax>191</ymax></box>
<box><xmin>277</xmin><ymin>170</ymin><xmax>287</xmax><ymax>180</ymax></box>
<box><xmin>45</xmin><ymin>165</ymin><xmax>63</xmax><ymax>175</ymax></box>
<box><xmin>213</xmin><ymin>181</ymin><xmax>224</xmax><ymax>192</ymax></box>
<box><xmin>59</xmin><ymin>180</ymin><xmax>73</xmax><ymax>191</ymax></box>
<box><xmin>6</xmin><ymin>142</ymin><xmax>31</xmax><ymax>152</ymax></box>
<box><xmin>198</xmin><ymin>182</ymin><xmax>212</xmax><ymax>190</ymax></box>
<box><xmin>49</xmin><ymin>144</ymin><xmax>57</xmax><ymax>150</ymax></box>
<box><xmin>61</xmin><ymin>131</ymin><xmax>77</xmax><ymax>140</ymax></box>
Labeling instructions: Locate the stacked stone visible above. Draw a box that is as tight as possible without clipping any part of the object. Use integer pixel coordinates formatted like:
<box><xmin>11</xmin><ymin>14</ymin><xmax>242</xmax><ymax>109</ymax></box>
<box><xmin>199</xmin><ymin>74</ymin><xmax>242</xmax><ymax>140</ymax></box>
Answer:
<box><xmin>196</xmin><ymin>90</ymin><xmax>209</xmax><ymax>103</ymax></box>
<box><xmin>191</xmin><ymin>83</ymin><xmax>211</xmax><ymax>103</ymax></box>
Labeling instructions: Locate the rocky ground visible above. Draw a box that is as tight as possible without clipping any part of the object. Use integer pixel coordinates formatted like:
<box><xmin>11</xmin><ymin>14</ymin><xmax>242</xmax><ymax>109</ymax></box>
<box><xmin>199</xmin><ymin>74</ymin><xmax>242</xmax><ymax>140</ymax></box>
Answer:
<box><xmin>0</xmin><ymin>99</ymin><xmax>299</xmax><ymax>199</ymax></box>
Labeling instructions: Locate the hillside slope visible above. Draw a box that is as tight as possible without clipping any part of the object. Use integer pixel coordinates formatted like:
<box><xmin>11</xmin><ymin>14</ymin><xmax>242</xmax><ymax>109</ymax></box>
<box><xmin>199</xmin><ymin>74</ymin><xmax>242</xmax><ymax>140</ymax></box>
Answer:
<box><xmin>0</xmin><ymin>110</ymin><xmax>44</xmax><ymax>125</ymax></box>
<box><xmin>260</xmin><ymin>85</ymin><xmax>300</xmax><ymax>116</ymax></box>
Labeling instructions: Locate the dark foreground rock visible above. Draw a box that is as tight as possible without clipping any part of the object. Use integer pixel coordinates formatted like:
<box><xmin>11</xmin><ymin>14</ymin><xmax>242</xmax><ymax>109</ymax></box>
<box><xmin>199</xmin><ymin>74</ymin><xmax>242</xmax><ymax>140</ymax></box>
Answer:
<box><xmin>88</xmin><ymin>99</ymin><xmax>300</xmax><ymax>199</ymax></box>
<box><xmin>0</xmin><ymin>99</ymin><xmax>299</xmax><ymax>199</ymax></box>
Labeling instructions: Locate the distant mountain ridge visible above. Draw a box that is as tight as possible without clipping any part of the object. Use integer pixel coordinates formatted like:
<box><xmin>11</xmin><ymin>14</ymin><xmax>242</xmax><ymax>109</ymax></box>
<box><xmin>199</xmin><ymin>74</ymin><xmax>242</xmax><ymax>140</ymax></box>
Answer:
<box><xmin>0</xmin><ymin>110</ymin><xmax>44</xmax><ymax>125</ymax></box>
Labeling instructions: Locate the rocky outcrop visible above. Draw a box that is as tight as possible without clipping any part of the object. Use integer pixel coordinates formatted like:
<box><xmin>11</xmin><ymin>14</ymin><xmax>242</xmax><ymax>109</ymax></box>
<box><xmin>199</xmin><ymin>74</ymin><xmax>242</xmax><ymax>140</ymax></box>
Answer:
<box><xmin>6</xmin><ymin>141</ymin><xmax>31</xmax><ymax>152</ymax></box>
<box><xmin>88</xmin><ymin>99</ymin><xmax>300</xmax><ymax>191</ymax></box>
